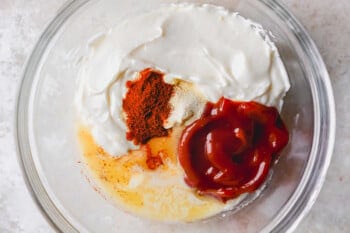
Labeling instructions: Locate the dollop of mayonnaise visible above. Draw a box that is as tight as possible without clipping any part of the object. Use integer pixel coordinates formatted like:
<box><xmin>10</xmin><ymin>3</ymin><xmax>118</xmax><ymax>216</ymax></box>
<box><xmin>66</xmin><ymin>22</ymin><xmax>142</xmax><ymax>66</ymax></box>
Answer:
<box><xmin>76</xmin><ymin>4</ymin><xmax>290</xmax><ymax>156</ymax></box>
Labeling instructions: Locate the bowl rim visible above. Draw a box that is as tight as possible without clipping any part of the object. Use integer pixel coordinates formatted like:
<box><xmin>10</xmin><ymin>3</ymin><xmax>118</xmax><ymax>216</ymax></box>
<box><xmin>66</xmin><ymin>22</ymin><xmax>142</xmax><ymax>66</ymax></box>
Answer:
<box><xmin>260</xmin><ymin>0</ymin><xmax>335</xmax><ymax>232</ymax></box>
<box><xmin>16</xmin><ymin>0</ymin><xmax>335</xmax><ymax>232</ymax></box>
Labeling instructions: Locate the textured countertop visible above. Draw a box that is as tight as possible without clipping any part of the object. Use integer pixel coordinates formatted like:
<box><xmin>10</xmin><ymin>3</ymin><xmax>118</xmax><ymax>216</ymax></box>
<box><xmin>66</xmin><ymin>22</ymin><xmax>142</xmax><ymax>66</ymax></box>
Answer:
<box><xmin>0</xmin><ymin>0</ymin><xmax>349</xmax><ymax>232</ymax></box>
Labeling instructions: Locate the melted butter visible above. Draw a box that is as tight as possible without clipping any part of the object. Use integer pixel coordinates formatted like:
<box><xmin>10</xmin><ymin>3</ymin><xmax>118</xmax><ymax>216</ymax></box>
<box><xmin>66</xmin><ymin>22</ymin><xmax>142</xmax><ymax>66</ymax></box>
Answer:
<box><xmin>78</xmin><ymin>126</ymin><xmax>228</xmax><ymax>222</ymax></box>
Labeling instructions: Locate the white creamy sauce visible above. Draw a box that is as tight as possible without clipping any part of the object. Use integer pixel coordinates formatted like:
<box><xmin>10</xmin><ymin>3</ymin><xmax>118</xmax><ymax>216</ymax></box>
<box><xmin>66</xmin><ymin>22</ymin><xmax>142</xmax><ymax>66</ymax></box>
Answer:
<box><xmin>76</xmin><ymin>4</ymin><xmax>290</xmax><ymax>156</ymax></box>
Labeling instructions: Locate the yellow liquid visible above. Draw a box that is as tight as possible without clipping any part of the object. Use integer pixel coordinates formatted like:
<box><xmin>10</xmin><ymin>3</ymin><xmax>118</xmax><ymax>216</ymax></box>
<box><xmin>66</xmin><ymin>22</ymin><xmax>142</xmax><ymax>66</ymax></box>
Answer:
<box><xmin>78</xmin><ymin>126</ymin><xmax>226</xmax><ymax>222</ymax></box>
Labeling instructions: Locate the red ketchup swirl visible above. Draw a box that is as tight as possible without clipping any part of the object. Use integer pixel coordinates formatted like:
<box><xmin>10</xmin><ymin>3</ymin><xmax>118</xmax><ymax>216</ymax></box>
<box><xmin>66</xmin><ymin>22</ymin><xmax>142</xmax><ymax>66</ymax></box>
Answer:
<box><xmin>178</xmin><ymin>97</ymin><xmax>289</xmax><ymax>201</ymax></box>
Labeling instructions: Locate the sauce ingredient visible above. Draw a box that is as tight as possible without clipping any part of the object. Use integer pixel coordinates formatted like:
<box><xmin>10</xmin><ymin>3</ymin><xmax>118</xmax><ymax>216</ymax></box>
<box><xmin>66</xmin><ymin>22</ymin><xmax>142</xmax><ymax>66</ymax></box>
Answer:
<box><xmin>76</xmin><ymin>3</ymin><xmax>291</xmax><ymax>221</ymax></box>
<box><xmin>178</xmin><ymin>97</ymin><xmax>289</xmax><ymax>201</ymax></box>
<box><xmin>123</xmin><ymin>68</ymin><xmax>174</xmax><ymax>145</ymax></box>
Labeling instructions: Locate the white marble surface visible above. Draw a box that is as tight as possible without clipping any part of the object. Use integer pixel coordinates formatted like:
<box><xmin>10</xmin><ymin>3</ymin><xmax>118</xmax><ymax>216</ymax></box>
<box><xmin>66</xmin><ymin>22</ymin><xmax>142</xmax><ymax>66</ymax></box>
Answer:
<box><xmin>0</xmin><ymin>0</ymin><xmax>349</xmax><ymax>232</ymax></box>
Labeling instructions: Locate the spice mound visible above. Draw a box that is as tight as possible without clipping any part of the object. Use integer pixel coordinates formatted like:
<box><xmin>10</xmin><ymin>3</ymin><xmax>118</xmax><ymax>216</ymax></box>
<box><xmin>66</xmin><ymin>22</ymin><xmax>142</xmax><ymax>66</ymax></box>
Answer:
<box><xmin>123</xmin><ymin>68</ymin><xmax>174</xmax><ymax>144</ymax></box>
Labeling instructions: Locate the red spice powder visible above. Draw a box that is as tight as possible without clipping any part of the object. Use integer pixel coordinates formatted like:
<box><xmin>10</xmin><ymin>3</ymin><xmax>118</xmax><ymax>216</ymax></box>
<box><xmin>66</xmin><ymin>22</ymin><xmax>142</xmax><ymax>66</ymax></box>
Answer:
<box><xmin>142</xmin><ymin>145</ymin><xmax>164</xmax><ymax>170</ymax></box>
<box><xmin>122</xmin><ymin>68</ymin><xmax>174</xmax><ymax>145</ymax></box>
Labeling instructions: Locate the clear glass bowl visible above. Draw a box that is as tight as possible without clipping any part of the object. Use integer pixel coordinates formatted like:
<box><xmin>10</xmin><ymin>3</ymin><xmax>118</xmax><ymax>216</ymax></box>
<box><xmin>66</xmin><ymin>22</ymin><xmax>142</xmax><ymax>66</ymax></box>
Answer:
<box><xmin>17</xmin><ymin>0</ymin><xmax>335</xmax><ymax>232</ymax></box>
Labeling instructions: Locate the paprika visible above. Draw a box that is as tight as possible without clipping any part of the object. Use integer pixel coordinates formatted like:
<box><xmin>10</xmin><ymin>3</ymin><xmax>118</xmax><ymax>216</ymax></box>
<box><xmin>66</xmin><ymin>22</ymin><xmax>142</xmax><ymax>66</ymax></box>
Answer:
<box><xmin>122</xmin><ymin>68</ymin><xmax>174</xmax><ymax>145</ymax></box>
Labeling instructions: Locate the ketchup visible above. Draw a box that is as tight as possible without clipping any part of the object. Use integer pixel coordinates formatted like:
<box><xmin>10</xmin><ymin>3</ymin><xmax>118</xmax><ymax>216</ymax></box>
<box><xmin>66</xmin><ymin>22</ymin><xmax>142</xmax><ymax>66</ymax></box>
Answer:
<box><xmin>178</xmin><ymin>97</ymin><xmax>289</xmax><ymax>201</ymax></box>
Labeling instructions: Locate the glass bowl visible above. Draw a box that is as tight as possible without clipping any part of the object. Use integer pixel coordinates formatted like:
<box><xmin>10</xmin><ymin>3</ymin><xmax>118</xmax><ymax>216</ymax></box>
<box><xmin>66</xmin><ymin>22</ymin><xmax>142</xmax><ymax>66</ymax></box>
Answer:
<box><xmin>17</xmin><ymin>0</ymin><xmax>335</xmax><ymax>232</ymax></box>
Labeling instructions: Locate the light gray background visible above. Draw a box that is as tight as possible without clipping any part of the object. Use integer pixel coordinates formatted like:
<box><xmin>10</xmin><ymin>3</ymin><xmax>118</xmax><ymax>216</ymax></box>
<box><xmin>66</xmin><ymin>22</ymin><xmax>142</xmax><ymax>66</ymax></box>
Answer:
<box><xmin>0</xmin><ymin>0</ymin><xmax>349</xmax><ymax>232</ymax></box>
